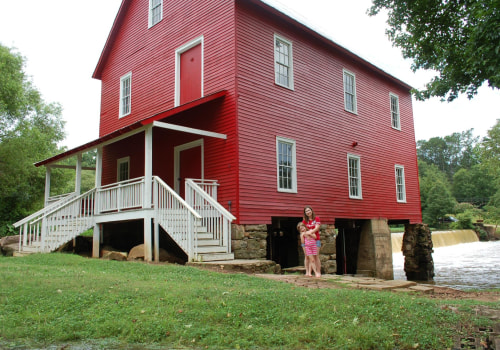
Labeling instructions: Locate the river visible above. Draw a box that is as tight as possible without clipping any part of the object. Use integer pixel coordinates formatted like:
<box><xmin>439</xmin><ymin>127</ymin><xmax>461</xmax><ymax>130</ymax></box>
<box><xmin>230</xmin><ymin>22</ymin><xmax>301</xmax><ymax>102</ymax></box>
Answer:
<box><xmin>392</xmin><ymin>240</ymin><xmax>500</xmax><ymax>291</ymax></box>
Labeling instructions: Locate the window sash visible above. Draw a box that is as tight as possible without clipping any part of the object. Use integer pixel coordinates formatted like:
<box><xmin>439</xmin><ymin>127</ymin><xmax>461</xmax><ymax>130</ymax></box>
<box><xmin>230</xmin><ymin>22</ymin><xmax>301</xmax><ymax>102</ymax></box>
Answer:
<box><xmin>348</xmin><ymin>155</ymin><xmax>362</xmax><ymax>198</ymax></box>
<box><xmin>120</xmin><ymin>74</ymin><xmax>131</xmax><ymax>118</ymax></box>
<box><xmin>391</xmin><ymin>94</ymin><xmax>400</xmax><ymax>129</ymax></box>
<box><xmin>275</xmin><ymin>36</ymin><xmax>293</xmax><ymax>89</ymax></box>
<box><xmin>343</xmin><ymin>71</ymin><xmax>357</xmax><ymax>113</ymax></box>
<box><xmin>149</xmin><ymin>0</ymin><xmax>162</xmax><ymax>27</ymax></box>
<box><xmin>117</xmin><ymin>158</ymin><xmax>130</xmax><ymax>182</ymax></box>
<box><xmin>395</xmin><ymin>166</ymin><xmax>406</xmax><ymax>202</ymax></box>
<box><xmin>277</xmin><ymin>137</ymin><xmax>296</xmax><ymax>192</ymax></box>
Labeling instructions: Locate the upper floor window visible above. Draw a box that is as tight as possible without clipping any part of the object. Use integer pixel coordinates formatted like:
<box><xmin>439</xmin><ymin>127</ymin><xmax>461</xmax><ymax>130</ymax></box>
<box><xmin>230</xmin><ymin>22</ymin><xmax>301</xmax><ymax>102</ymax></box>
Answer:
<box><xmin>119</xmin><ymin>72</ymin><xmax>132</xmax><ymax>118</ymax></box>
<box><xmin>117</xmin><ymin>157</ymin><xmax>130</xmax><ymax>182</ymax></box>
<box><xmin>347</xmin><ymin>154</ymin><xmax>362</xmax><ymax>199</ymax></box>
<box><xmin>274</xmin><ymin>34</ymin><xmax>294</xmax><ymax>90</ymax></box>
<box><xmin>276</xmin><ymin>136</ymin><xmax>297</xmax><ymax>192</ymax></box>
<box><xmin>149</xmin><ymin>0</ymin><xmax>162</xmax><ymax>28</ymax></box>
<box><xmin>390</xmin><ymin>93</ymin><xmax>401</xmax><ymax>130</ymax></box>
<box><xmin>395</xmin><ymin>165</ymin><xmax>406</xmax><ymax>202</ymax></box>
<box><xmin>343</xmin><ymin>69</ymin><xmax>357</xmax><ymax>114</ymax></box>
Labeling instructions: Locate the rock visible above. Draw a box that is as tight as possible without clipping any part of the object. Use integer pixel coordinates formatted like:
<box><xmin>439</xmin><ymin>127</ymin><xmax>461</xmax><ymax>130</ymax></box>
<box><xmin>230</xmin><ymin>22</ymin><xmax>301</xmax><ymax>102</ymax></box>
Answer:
<box><xmin>1</xmin><ymin>243</ymin><xmax>18</xmax><ymax>256</ymax></box>
<box><xmin>102</xmin><ymin>251</ymin><xmax>127</xmax><ymax>261</ymax></box>
<box><xmin>0</xmin><ymin>235</ymin><xmax>20</xmax><ymax>247</ymax></box>
<box><xmin>127</xmin><ymin>244</ymin><xmax>146</xmax><ymax>261</ymax></box>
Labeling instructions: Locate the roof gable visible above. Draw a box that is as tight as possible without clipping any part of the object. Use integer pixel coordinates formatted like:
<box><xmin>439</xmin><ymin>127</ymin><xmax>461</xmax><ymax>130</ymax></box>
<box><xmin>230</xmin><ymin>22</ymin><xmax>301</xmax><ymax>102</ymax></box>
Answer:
<box><xmin>92</xmin><ymin>0</ymin><xmax>131</xmax><ymax>80</ymax></box>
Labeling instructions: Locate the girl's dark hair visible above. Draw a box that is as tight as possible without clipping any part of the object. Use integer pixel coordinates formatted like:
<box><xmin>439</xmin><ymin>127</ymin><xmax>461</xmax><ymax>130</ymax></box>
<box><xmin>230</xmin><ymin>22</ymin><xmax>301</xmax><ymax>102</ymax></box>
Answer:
<box><xmin>303</xmin><ymin>206</ymin><xmax>315</xmax><ymax>221</ymax></box>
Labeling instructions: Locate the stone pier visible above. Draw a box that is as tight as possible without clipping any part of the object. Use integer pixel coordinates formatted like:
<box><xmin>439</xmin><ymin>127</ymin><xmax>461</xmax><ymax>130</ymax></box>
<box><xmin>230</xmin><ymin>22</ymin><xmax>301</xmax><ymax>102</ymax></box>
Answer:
<box><xmin>402</xmin><ymin>223</ymin><xmax>434</xmax><ymax>281</ymax></box>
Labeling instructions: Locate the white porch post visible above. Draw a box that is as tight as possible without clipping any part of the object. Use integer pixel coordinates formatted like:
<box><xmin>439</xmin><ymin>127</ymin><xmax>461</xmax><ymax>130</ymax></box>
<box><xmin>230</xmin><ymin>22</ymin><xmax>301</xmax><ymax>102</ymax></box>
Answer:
<box><xmin>95</xmin><ymin>147</ymin><xmax>102</xmax><ymax>188</ymax></box>
<box><xmin>144</xmin><ymin>126</ymin><xmax>153</xmax><ymax>262</ymax></box>
<box><xmin>44</xmin><ymin>167</ymin><xmax>51</xmax><ymax>207</ymax></box>
<box><xmin>75</xmin><ymin>153</ymin><xmax>82</xmax><ymax>195</ymax></box>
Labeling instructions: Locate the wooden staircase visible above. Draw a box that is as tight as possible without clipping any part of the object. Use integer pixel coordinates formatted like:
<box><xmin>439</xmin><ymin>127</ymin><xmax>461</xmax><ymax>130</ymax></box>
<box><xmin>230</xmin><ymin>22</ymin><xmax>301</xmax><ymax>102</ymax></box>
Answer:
<box><xmin>13</xmin><ymin>176</ymin><xmax>235</xmax><ymax>262</ymax></box>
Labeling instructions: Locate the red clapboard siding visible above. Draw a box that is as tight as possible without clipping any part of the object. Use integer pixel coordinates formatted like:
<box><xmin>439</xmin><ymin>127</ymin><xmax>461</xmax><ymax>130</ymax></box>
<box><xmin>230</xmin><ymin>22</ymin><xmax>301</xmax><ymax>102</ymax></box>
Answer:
<box><xmin>95</xmin><ymin>0</ymin><xmax>421</xmax><ymax>226</ymax></box>
<box><xmin>234</xmin><ymin>1</ymin><xmax>421</xmax><ymax>224</ymax></box>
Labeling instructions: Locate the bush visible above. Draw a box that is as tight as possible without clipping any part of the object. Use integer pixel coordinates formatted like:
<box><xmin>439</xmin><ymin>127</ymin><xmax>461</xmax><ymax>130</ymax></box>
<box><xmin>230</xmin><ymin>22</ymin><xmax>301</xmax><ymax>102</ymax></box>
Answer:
<box><xmin>450</xmin><ymin>211</ymin><xmax>475</xmax><ymax>229</ymax></box>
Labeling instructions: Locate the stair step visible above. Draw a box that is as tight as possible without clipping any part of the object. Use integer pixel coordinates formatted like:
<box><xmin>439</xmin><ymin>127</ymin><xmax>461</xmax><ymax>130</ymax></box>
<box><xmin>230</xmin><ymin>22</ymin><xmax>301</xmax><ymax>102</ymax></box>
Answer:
<box><xmin>196</xmin><ymin>232</ymin><xmax>213</xmax><ymax>239</ymax></box>
<box><xmin>196</xmin><ymin>246</ymin><xmax>229</xmax><ymax>254</ymax></box>
<box><xmin>195</xmin><ymin>253</ymin><xmax>234</xmax><ymax>262</ymax></box>
<box><xmin>196</xmin><ymin>239</ymin><xmax>220</xmax><ymax>246</ymax></box>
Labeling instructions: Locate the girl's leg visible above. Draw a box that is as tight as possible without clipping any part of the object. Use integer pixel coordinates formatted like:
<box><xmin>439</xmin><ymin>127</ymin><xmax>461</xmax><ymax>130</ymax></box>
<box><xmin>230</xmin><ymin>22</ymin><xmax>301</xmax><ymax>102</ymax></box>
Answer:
<box><xmin>314</xmin><ymin>255</ymin><xmax>321</xmax><ymax>277</ymax></box>
<box><xmin>306</xmin><ymin>256</ymin><xmax>313</xmax><ymax>276</ymax></box>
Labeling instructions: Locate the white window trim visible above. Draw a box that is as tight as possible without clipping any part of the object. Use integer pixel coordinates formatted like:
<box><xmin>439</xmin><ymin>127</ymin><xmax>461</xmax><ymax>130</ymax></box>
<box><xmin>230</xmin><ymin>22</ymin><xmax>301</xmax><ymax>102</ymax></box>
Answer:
<box><xmin>276</xmin><ymin>136</ymin><xmax>297</xmax><ymax>193</ymax></box>
<box><xmin>148</xmin><ymin>0</ymin><xmax>163</xmax><ymax>28</ymax></box>
<box><xmin>117</xmin><ymin>156</ymin><xmax>130</xmax><ymax>182</ymax></box>
<box><xmin>395</xmin><ymin>164</ymin><xmax>406</xmax><ymax>203</ymax></box>
<box><xmin>174</xmin><ymin>36</ymin><xmax>204</xmax><ymax>107</ymax></box>
<box><xmin>347</xmin><ymin>154</ymin><xmax>362</xmax><ymax>199</ymax></box>
<box><xmin>274</xmin><ymin>34</ymin><xmax>294</xmax><ymax>90</ymax></box>
<box><xmin>119</xmin><ymin>72</ymin><xmax>132</xmax><ymax>118</ymax></box>
<box><xmin>343</xmin><ymin>69</ymin><xmax>357</xmax><ymax>114</ymax></box>
<box><xmin>390</xmin><ymin>92</ymin><xmax>401</xmax><ymax>130</ymax></box>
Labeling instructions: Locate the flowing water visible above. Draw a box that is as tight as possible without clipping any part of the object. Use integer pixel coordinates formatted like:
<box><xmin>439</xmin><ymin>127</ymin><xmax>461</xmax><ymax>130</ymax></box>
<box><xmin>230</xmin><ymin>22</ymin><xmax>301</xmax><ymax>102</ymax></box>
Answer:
<box><xmin>392</xmin><ymin>232</ymin><xmax>500</xmax><ymax>291</ymax></box>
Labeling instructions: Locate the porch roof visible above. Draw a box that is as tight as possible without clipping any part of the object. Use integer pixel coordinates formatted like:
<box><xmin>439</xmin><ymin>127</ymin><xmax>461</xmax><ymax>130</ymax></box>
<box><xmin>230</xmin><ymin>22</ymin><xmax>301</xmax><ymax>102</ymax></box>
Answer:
<box><xmin>35</xmin><ymin>90</ymin><xmax>228</xmax><ymax>167</ymax></box>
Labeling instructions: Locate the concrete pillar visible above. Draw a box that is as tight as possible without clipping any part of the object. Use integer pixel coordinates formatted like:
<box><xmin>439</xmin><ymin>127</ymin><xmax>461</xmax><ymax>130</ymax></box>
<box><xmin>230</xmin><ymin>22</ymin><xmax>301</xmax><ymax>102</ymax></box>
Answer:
<box><xmin>357</xmin><ymin>219</ymin><xmax>393</xmax><ymax>280</ymax></box>
<box><xmin>92</xmin><ymin>223</ymin><xmax>101</xmax><ymax>258</ymax></box>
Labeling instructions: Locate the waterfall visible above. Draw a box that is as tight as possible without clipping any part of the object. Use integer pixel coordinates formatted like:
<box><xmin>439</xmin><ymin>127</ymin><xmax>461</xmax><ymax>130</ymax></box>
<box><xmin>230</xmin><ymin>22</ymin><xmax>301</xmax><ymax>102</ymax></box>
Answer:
<box><xmin>391</xmin><ymin>230</ymin><xmax>479</xmax><ymax>253</ymax></box>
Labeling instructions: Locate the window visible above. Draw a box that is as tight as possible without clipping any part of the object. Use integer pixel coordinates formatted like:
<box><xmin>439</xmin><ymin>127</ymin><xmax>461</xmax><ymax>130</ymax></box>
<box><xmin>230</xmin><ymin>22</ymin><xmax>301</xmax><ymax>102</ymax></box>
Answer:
<box><xmin>343</xmin><ymin>69</ymin><xmax>357</xmax><ymax>113</ymax></box>
<box><xmin>117</xmin><ymin>157</ymin><xmax>130</xmax><ymax>182</ymax></box>
<box><xmin>347</xmin><ymin>154</ymin><xmax>362</xmax><ymax>199</ymax></box>
<box><xmin>274</xmin><ymin>34</ymin><xmax>294</xmax><ymax>89</ymax></box>
<box><xmin>119</xmin><ymin>72</ymin><xmax>131</xmax><ymax>118</ymax></box>
<box><xmin>395</xmin><ymin>165</ymin><xmax>406</xmax><ymax>202</ymax></box>
<box><xmin>390</xmin><ymin>93</ymin><xmax>401</xmax><ymax>130</ymax></box>
<box><xmin>276</xmin><ymin>137</ymin><xmax>297</xmax><ymax>192</ymax></box>
<box><xmin>149</xmin><ymin>0</ymin><xmax>162</xmax><ymax>27</ymax></box>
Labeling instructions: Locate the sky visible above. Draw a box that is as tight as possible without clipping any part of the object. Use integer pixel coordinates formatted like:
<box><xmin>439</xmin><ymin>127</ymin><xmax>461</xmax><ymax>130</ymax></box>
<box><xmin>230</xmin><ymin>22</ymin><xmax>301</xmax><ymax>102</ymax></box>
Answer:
<box><xmin>0</xmin><ymin>0</ymin><xmax>498</xmax><ymax>150</ymax></box>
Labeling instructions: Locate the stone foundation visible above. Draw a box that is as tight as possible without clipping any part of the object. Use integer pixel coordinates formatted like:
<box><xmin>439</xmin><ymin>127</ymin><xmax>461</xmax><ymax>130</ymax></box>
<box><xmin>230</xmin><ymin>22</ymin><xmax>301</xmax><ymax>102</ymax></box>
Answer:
<box><xmin>231</xmin><ymin>223</ymin><xmax>337</xmax><ymax>274</ymax></box>
<box><xmin>403</xmin><ymin>223</ymin><xmax>434</xmax><ymax>281</ymax></box>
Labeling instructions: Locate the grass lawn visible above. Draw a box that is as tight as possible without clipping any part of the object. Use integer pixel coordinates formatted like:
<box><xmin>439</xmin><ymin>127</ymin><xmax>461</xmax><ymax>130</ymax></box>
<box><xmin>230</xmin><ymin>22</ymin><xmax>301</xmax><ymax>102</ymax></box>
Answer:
<box><xmin>0</xmin><ymin>253</ymin><xmax>497</xmax><ymax>349</ymax></box>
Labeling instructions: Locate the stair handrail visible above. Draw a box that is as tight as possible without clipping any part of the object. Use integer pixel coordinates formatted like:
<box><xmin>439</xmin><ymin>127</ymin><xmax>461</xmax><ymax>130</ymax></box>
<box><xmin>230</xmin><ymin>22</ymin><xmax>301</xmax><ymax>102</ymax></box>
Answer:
<box><xmin>153</xmin><ymin>176</ymin><xmax>201</xmax><ymax>260</ymax></box>
<box><xmin>30</xmin><ymin>188</ymin><xmax>97</xmax><ymax>225</ymax></box>
<box><xmin>185</xmin><ymin>178</ymin><xmax>235</xmax><ymax>256</ymax></box>
<box><xmin>13</xmin><ymin>191</ymin><xmax>79</xmax><ymax>228</ymax></box>
<box><xmin>185</xmin><ymin>178</ymin><xmax>236</xmax><ymax>221</ymax></box>
<box><xmin>15</xmin><ymin>188</ymin><xmax>96</xmax><ymax>253</ymax></box>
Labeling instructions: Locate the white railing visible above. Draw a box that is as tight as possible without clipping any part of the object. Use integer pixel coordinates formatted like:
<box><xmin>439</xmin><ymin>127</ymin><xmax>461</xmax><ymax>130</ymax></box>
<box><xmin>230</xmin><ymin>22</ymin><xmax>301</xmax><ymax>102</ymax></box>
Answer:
<box><xmin>153</xmin><ymin>176</ymin><xmax>201</xmax><ymax>259</ymax></box>
<box><xmin>14</xmin><ymin>189</ymin><xmax>96</xmax><ymax>253</ymax></box>
<box><xmin>47</xmin><ymin>192</ymin><xmax>76</xmax><ymax>205</ymax></box>
<box><xmin>185</xmin><ymin>178</ymin><xmax>235</xmax><ymax>254</ymax></box>
<box><xmin>190</xmin><ymin>179</ymin><xmax>218</xmax><ymax>200</ymax></box>
<box><xmin>96</xmin><ymin>177</ymin><xmax>145</xmax><ymax>213</ymax></box>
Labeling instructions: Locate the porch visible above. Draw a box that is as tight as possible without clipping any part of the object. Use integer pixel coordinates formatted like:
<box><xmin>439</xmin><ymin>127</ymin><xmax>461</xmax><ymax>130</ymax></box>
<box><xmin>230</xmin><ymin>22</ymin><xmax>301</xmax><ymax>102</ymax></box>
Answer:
<box><xmin>13</xmin><ymin>91</ymin><xmax>236</xmax><ymax>262</ymax></box>
<box><xmin>14</xmin><ymin>176</ymin><xmax>235</xmax><ymax>262</ymax></box>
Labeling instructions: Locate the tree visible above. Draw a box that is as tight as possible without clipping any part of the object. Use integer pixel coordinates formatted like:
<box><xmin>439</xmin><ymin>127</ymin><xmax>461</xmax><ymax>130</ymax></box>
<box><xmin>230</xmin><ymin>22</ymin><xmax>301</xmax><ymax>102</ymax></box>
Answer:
<box><xmin>0</xmin><ymin>43</ymin><xmax>67</xmax><ymax>235</ymax></box>
<box><xmin>423</xmin><ymin>181</ymin><xmax>457</xmax><ymax>226</ymax></box>
<box><xmin>452</xmin><ymin>165</ymin><xmax>497</xmax><ymax>206</ymax></box>
<box><xmin>369</xmin><ymin>0</ymin><xmax>500</xmax><ymax>101</ymax></box>
<box><xmin>479</xmin><ymin>119</ymin><xmax>500</xmax><ymax>180</ymax></box>
<box><xmin>417</xmin><ymin>129</ymin><xmax>479</xmax><ymax>180</ymax></box>
<box><xmin>417</xmin><ymin>160</ymin><xmax>451</xmax><ymax>216</ymax></box>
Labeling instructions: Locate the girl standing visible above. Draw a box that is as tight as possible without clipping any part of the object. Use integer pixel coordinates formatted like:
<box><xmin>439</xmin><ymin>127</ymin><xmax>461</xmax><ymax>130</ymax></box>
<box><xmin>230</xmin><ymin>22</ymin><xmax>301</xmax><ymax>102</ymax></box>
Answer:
<box><xmin>303</xmin><ymin>206</ymin><xmax>321</xmax><ymax>277</ymax></box>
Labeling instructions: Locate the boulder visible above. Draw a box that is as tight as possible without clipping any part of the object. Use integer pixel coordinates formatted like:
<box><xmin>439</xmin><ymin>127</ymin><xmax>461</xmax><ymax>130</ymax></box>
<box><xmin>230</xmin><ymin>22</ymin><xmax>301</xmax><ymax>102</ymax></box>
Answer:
<box><xmin>102</xmin><ymin>251</ymin><xmax>127</xmax><ymax>261</ymax></box>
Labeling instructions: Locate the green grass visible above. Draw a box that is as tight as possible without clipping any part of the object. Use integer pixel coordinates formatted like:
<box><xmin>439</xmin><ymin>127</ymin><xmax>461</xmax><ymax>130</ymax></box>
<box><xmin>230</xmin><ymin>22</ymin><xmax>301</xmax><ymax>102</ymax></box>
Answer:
<box><xmin>0</xmin><ymin>254</ymin><xmax>497</xmax><ymax>349</ymax></box>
